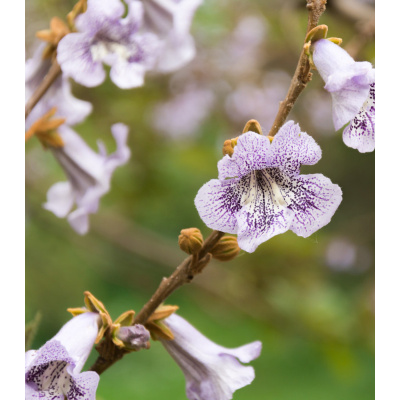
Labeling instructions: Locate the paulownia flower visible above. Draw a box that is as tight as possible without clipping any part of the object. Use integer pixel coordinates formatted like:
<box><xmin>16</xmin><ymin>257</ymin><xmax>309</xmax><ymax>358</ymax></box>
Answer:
<box><xmin>160</xmin><ymin>313</ymin><xmax>262</xmax><ymax>400</ymax></box>
<box><xmin>312</xmin><ymin>39</ymin><xmax>375</xmax><ymax>152</ymax></box>
<box><xmin>25</xmin><ymin>312</ymin><xmax>100</xmax><ymax>400</ymax></box>
<box><xmin>25</xmin><ymin>43</ymin><xmax>92</xmax><ymax>129</ymax></box>
<box><xmin>141</xmin><ymin>0</ymin><xmax>203</xmax><ymax>72</ymax></box>
<box><xmin>195</xmin><ymin>121</ymin><xmax>343</xmax><ymax>253</ymax></box>
<box><xmin>43</xmin><ymin>123</ymin><xmax>130</xmax><ymax>234</ymax></box>
<box><xmin>57</xmin><ymin>0</ymin><xmax>160</xmax><ymax>88</ymax></box>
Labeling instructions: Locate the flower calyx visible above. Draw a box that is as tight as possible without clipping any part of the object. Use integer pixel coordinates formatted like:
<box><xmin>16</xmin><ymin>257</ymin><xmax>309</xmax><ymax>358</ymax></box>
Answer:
<box><xmin>179</xmin><ymin>228</ymin><xmax>204</xmax><ymax>255</ymax></box>
<box><xmin>242</xmin><ymin>119</ymin><xmax>263</xmax><ymax>135</ymax></box>
<box><xmin>210</xmin><ymin>236</ymin><xmax>240</xmax><ymax>262</ymax></box>
<box><xmin>304</xmin><ymin>25</ymin><xmax>343</xmax><ymax>69</ymax></box>
<box><xmin>144</xmin><ymin>304</ymin><xmax>179</xmax><ymax>341</ymax></box>
<box><xmin>36</xmin><ymin>17</ymin><xmax>70</xmax><ymax>60</ymax></box>
<box><xmin>25</xmin><ymin>107</ymin><xmax>65</xmax><ymax>148</ymax></box>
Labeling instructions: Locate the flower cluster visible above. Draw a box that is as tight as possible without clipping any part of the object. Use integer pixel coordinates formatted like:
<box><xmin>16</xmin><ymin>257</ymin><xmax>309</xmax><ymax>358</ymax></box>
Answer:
<box><xmin>57</xmin><ymin>0</ymin><xmax>203</xmax><ymax>88</ymax></box>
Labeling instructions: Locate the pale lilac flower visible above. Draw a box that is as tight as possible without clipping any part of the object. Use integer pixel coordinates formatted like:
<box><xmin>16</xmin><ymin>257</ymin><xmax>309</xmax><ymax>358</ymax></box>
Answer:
<box><xmin>25</xmin><ymin>44</ymin><xmax>92</xmax><ymax>129</ymax></box>
<box><xmin>151</xmin><ymin>85</ymin><xmax>215</xmax><ymax>138</ymax></box>
<box><xmin>25</xmin><ymin>312</ymin><xmax>100</xmax><ymax>400</ymax></box>
<box><xmin>160</xmin><ymin>313</ymin><xmax>262</xmax><ymax>400</ymax></box>
<box><xmin>312</xmin><ymin>39</ymin><xmax>375</xmax><ymax>151</ymax></box>
<box><xmin>142</xmin><ymin>0</ymin><xmax>203</xmax><ymax>72</ymax></box>
<box><xmin>342</xmin><ymin>82</ymin><xmax>375</xmax><ymax>152</ymax></box>
<box><xmin>195</xmin><ymin>121</ymin><xmax>342</xmax><ymax>253</ymax></box>
<box><xmin>57</xmin><ymin>0</ymin><xmax>160</xmax><ymax>89</ymax></box>
<box><xmin>44</xmin><ymin>123</ymin><xmax>130</xmax><ymax>234</ymax></box>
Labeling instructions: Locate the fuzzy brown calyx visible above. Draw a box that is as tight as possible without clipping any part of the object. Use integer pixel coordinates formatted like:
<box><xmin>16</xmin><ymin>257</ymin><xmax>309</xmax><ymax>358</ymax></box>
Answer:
<box><xmin>210</xmin><ymin>236</ymin><xmax>240</xmax><ymax>262</ymax></box>
<box><xmin>179</xmin><ymin>228</ymin><xmax>204</xmax><ymax>255</ymax></box>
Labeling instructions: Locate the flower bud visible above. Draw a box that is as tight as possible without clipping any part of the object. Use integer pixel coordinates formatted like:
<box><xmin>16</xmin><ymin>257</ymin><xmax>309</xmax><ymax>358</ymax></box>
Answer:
<box><xmin>116</xmin><ymin>324</ymin><xmax>151</xmax><ymax>351</ymax></box>
<box><xmin>242</xmin><ymin>119</ymin><xmax>263</xmax><ymax>135</ymax></box>
<box><xmin>210</xmin><ymin>236</ymin><xmax>240</xmax><ymax>262</ymax></box>
<box><xmin>178</xmin><ymin>228</ymin><xmax>204</xmax><ymax>255</ymax></box>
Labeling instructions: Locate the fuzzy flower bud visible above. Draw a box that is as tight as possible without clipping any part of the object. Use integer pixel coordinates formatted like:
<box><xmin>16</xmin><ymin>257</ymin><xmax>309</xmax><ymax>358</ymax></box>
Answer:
<box><xmin>211</xmin><ymin>236</ymin><xmax>240</xmax><ymax>261</ymax></box>
<box><xmin>178</xmin><ymin>228</ymin><xmax>204</xmax><ymax>255</ymax></box>
<box><xmin>116</xmin><ymin>324</ymin><xmax>151</xmax><ymax>351</ymax></box>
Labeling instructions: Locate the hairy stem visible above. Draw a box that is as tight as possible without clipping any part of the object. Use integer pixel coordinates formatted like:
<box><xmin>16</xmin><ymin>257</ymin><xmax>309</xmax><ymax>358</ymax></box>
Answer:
<box><xmin>89</xmin><ymin>230</ymin><xmax>225</xmax><ymax>375</ymax></box>
<box><xmin>25</xmin><ymin>60</ymin><xmax>62</xmax><ymax>120</ymax></box>
<box><xmin>268</xmin><ymin>0</ymin><xmax>327</xmax><ymax>137</ymax></box>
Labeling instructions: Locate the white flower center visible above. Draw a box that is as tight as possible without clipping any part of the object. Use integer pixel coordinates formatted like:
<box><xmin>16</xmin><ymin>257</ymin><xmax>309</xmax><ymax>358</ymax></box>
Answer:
<box><xmin>90</xmin><ymin>41</ymin><xmax>133</xmax><ymax>62</ymax></box>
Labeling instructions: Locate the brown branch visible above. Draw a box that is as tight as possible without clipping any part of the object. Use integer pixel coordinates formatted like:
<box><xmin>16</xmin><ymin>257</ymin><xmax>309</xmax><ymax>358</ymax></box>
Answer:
<box><xmin>89</xmin><ymin>230</ymin><xmax>225</xmax><ymax>375</ymax></box>
<box><xmin>268</xmin><ymin>0</ymin><xmax>327</xmax><ymax>137</ymax></box>
<box><xmin>25</xmin><ymin>60</ymin><xmax>62</xmax><ymax>119</ymax></box>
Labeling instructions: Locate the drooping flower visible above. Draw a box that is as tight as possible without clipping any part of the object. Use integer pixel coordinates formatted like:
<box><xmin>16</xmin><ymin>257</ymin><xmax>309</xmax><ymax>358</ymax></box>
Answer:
<box><xmin>25</xmin><ymin>43</ymin><xmax>92</xmax><ymax>129</ymax></box>
<box><xmin>25</xmin><ymin>312</ymin><xmax>100</xmax><ymax>400</ymax></box>
<box><xmin>159</xmin><ymin>313</ymin><xmax>262</xmax><ymax>400</ymax></box>
<box><xmin>43</xmin><ymin>123</ymin><xmax>130</xmax><ymax>234</ymax></box>
<box><xmin>312</xmin><ymin>39</ymin><xmax>375</xmax><ymax>152</ymax></box>
<box><xmin>195</xmin><ymin>121</ymin><xmax>343</xmax><ymax>253</ymax></box>
<box><xmin>57</xmin><ymin>0</ymin><xmax>160</xmax><ymax>89</ymax></box>
<box><xmin>141</xmin><ymin>0</ymin><xmax>203</xmax><ymax>72</ymax></box>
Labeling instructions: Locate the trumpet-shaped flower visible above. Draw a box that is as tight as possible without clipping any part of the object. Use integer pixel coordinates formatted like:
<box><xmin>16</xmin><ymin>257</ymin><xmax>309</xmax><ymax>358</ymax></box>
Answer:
<box><xmin>57</xmin><ymin>0</ymin><xmax>160</xmax><ymax>88</ymax></box>
<box><xmin>312</xmin><ymin>39</ymin><xmax>375</xmax><ymax>152</ymax></box>
<box><xmin>25</xmin><ymin>312</ymin><xmax>100</xmax><ymax>400</ymax></box>
<box><xmin>141</xmin><ymin>0</ymin><xmax>203</xmax><ymax>72</ymax></box>
<box><xmin>195</xmin><ymin>121</ymin><xmax>342</xmax><ymax>253</ymax></box>
<box><xmin>43</xmin><ymin>123</ymin><xmax>130</xmax><ymax>234</ymax></box>
<box><xmin>25</xmin><ymin>44</ymin><xmax>92</xmax><ymax>129</ymax></box>
<box><xmin>160</xmin><ymin>313</ymin><xmax>262</xmax><ymax>400</ymax></box>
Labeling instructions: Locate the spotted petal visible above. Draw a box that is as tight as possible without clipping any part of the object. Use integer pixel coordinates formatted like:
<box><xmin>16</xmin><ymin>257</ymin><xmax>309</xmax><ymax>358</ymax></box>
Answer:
<box><xmin>235</xmin><ymin>170</ymin><xmax>294</xmax><ymax>253</ymax></box>
<box><xmin>343</xmin><ymin>83</ymin><xmax>375</xmax><ymax>153</ymax></box>
<box><xmin>287</xmin><ymin>174</ymin><xmax>343</xmax><ymax>237</ymax></box>
<box><xmin>269</xmin><ymin>121</ymin><xmax>322</xmax><ymax>176</ymax></box>
<box><xmin>195</xmin><ymin>178</ymin><xmax>243</xmax><ymax>234</ymax></box>
<box><xmin>218</xmin><ymin>131</ymin><xmax>271</xmax><ymax>180</ymax></box>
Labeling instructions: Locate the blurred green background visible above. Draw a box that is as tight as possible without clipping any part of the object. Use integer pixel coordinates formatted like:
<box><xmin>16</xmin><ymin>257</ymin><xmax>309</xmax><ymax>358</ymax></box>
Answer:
<box><xmin>26</xmin><ymin>0</ymin><xmax>375</xmax><ymax>399</ymax></box>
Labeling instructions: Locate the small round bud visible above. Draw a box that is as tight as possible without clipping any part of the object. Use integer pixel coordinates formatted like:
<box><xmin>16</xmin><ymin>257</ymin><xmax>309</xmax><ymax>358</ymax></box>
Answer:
<box><xmin>178</xmin><ymin>228</ymin><xmax>204</xmax><ymax>255</ymax></box>
<box><xmin>210</xmin><ymin>236</ymin><xmax>240</xmax><ymax>261</ymax></box>
<box><xmin>117</xmin><ymin>324</ymin><xmax>150</xmax><ymax>351</ymax></box>
<box><xmin>222</xmin><ymin>137</ymin><xmax>238</xmax><ymax>157</ymax></box>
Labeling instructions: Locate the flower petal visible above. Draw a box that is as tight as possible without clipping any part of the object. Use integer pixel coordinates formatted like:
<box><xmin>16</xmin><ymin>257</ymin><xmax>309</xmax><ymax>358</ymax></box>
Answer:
<box><xmin>67</xmin><ymin>208</ymin><xmax>90</xmax><ymax>235</ymax></box>
<box><xmin>68</xmin><ymin>371</ymin><xmax>99</xmax><ymax>400</ymax></box>
<box><xmin>195</xmin><ymin>178</ymin><xmax>244</xmax><ymax>234</ymax></box>
<box><xmin>269</xmin><ymin>121</ymin><xmax>322</xmax><ymax>176</ymax></box>
<box><xmin>57</xmin><ymin>33</ymin><xmax>106</xmax><ymax>87</ymax></box>
<box><xmin>75</xmin><ymin>0</ymin><xmax>125</xmax><ymax>32</ymax></box>
<box><xmin>109</xmin><ymin>59</ymin><xmax>146</xmax><ymax>88</ymax></box>
<box><xmin>287</xmin><ymin>174</ymin><xmax>343</xmax><ymax>237</ymax></box>
<box><xmin>218</xmin><ymin>131</ymin><xmax>271</xmax><ymax>180</ymax></box>
<box><xmin>342</xmin><ymin>83</ymin><xmax>375</xmax><ymax>153</ymax></box>
<box><xmin>43</xmin><ymin>182</ymin><xmax>75</xmax><ymax>218</ymax></box>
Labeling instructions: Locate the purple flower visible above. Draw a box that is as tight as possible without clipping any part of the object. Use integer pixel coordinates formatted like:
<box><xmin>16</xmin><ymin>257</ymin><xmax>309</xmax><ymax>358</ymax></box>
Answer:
<box><xmin>25</xmin><ymin>312</ymin><xmax>100</xmax><ymax>400</ymax></box>
<box><xmin>142</xmin><ymin>0</ymin><xmax>203</xmax><ymax>72</ymax></box>
<box><xmin>312</xmin><ymin>39</ymin><xmax>375</xmax><ymax>151</ymax></box>
<box><xmin>160</xmin><ymin>313</ymin><xmax>262</xmax><ymax>400</ymax></box>
<box><xmin>25</xmin><ymin>44</ymin><xmax>92</xmax><ymax>129</ymax></box>
<box><xmin>342</xmin><ymin>82</ymin><xmax>375</xmax><ymax>152</ymax></box>
<box><xmin>43</xmin><ymin>123</ymin><xmax>130</xmax><ymax>234</ymax></box>
<box><xmin>195</xmin><ymin>121</ymin><xmax>343</xmax><ymax>253</ymax></box>
<box><xmin>57</xmin><ymin>0</ymin><xmax>160</xmax><ymax>88</ymax></box>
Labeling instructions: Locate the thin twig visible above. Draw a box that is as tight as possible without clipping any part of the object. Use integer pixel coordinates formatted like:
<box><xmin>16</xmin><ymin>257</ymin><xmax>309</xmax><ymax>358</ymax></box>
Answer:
<box><xmin>268</xmin><ymin>0</ymin><xmax>327</xmax><ymax>137</ymax></box>
<box><xmin>25</xmin><ymin>60</ymin><xmax>62</xmax><ymax>119</ymax></box>
<box><xmin>89</xmin><ymin>230</ymin><xmax>225</xmax><ymax>375</ymax></box>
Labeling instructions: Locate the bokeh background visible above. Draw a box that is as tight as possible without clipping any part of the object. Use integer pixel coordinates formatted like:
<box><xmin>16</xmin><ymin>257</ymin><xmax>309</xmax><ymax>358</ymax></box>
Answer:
<box><xmin>26</xmin><ymin>0</ymin><xmax>375</xmax><ymax>398</ymax></box>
